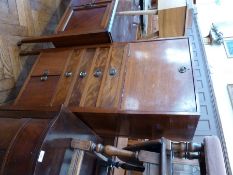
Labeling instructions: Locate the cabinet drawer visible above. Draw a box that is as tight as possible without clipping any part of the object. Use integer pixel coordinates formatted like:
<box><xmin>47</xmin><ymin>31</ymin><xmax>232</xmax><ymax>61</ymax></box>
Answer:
<box><xmin>15</xmin><ymin>49</ymin><xmax>74</xmax><ymax>107</ymax></box>
<box><xmin>15</xmin><ymin>76</ymin><xmax>60</xmax><ymax>106</ymax></box>
<box><xmin>96</xmin><ymin>44</ymin><xmax>127</xmax><ymax>108</ymax></box>
<box><xmin>31</xmin><ymin>50</ymin><xmax>71</xmax><ymax>76</ymax></box>
<box><xmin>79</xmin><ymin>47</ymin><xmax>110</xmax><ymax>107</ymax></box>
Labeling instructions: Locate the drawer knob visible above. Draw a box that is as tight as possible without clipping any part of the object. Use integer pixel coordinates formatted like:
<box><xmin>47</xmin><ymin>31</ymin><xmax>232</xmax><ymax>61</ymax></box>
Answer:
<box><xmin>65</xmin><ymin>71</ymin><xmax>72</xmax><ymax>77</ymax></box>
<box><xmin>94</xmin><ymin>68</ymin><xmax>102</xmax><ymax>78</ymax></box>
<box><xmin>109</xmin><ymin>68</ymin><xmax>117</xmax><ymax>76</ymax></box>
<box><xmin>40</xmin><ymin>70</ymin><xmax>48</xmax><ymax>81</ymax></box>
<box><xmin>40</xmin><ymin>76</ymin><xmax>48</xmax><ymax>81</ymax></box>
<box><xmin>79</xmin><ymin>71</ymin><xmax>87</xmax><ymax>78</ymax></box>
<box><xmin>178</xmin><ymin>66</ymin><xmax>187</xmax><ymax>73</ymax></box>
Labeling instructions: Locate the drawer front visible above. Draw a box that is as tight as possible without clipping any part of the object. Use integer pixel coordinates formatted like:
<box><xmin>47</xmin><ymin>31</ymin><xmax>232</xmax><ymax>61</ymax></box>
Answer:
<box><xmin>68</xmin><ymin>48</ymin><xmax>96</xmax><ymax>106</ymax></box>
<box><xmin>51</xmin><ymin>49</ymin><xmax>83</xmax><ymax>106</ymax></box>
<box><xmin>15</xmin><ymin>49</ymin><xmax>73</xmax><ymax>107</ymax></box>
<box><xmin>79</xmin><ymin>47</ymin><xmax>110</xmax><ymax>107</ymax></box>
<box><xmin>31</xmin><ymin>50</ymin><xmax>71</xmax><ymax>76</ymax></box>
<box><xmin>121</xmin><ymin>39</ymin><xmax>197</xmax><ymax>113</ymax></box>
<box><xmin>15</xmin><ymin>76</ymin><xmax>60</xmax><ymax>106</ymax></box>
<box><xmin>96</xmin><ymin>44</ymin><xmax>127</xmax><ymax>108</ymax></box>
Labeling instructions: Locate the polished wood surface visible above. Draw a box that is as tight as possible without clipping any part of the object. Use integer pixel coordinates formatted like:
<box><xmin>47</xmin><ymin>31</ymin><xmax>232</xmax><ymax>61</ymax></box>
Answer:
<box><xmin>122</xmin><ymin>39</ymin><xmax>196</xmax><ymax>112</ymax></box>
<box><xmin>12</xmin><ymin>38</ymin><xmax>199</xmax><ymax>140</ymax></box>
<box><xmin>14</xmin><ymin>49</ymin><xmax>74</xmax><ymax>107</ymax></box>
<box><xmin>0</xmin><ymin>117</ymin><xmax>51</xmax><ymax>175</ymax></box>
<box><xmin>80</xmin><ymin>47</ymin><xmax>110</xmax><ymax>107</ymax></box>
<box><xmin>96</xmin><ymin>44</ymin><xmax>126</xmax><ymax>108</ymax></box>
<box><xmin>0</xmin><ymin>107</ymin><xmax>102</xmax><ymax>175</ymax></box>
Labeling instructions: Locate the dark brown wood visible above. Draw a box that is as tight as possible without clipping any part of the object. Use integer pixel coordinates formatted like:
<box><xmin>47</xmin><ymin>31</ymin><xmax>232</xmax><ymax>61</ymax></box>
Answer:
<box><xmin>15</xmin><ymin>38</ymin><xmax>199</xmax><ymax>140</ymax></box>
<box><xmin>13</xmin><ymin>38</ymin><xmax>199</xmax><ymax>141</ymax></box>
<box><xmin>14</xmin><ymin>49</ymin><xmax>74</xmax><ymax>107</ymax></box>
<box><xmin>0</xmin><ymin>117</ymin><xmax>51</xmax><ymax>175</ymax></box>
<box><xmin>0</xmin><ymin>107</ymin><xmax>102</xmax><ymax>175</ymax></box>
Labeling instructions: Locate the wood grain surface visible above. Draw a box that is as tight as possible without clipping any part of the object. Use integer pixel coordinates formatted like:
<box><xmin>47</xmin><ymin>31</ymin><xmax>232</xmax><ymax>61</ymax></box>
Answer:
<box><xmin>0</xmin><ymin>0</ymin><xmax>69</xmax><ymax>104</ymax></box>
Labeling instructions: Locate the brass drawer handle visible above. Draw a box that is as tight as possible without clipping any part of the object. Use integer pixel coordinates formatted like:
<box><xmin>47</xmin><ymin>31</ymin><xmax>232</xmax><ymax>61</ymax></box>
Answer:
<box><xmin>40</xmin><ymin>76</ymin><xmax>48</xmax><ymax>81</ymax></box>
<box><xmin>109</xmin><ymin>68</ymin><xmax>117</xmax><ymax>76</ymax></box>
<box><xmin>40</xmin><ymin>70</ymin><xmax>48</xmax><ymax>81</ymax></box>
<box><xmin>94</xmin><ymin>68</ymin><xmax>102</xmax><ymax>78</ymax></box>
<box><xmin>65</xmin><ymin>71</ymin><xmax>72</xmax><ymax>77</ymax></box>
<box><xmin>79</xmin><ymin>71</ymin><xmax>87</xmax><ymax>78</ymax></box>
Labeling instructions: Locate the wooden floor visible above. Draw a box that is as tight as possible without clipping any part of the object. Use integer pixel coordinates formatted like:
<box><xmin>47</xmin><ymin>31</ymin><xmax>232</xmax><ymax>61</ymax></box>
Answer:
<box><xmin>0</xmin><ymin>0</ymin><xmax>69</xmax><ymax>104</ymax></box>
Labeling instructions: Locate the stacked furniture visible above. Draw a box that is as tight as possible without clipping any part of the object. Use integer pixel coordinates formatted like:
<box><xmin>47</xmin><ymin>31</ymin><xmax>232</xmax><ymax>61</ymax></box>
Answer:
<box><xmin>0</xmin><ymin>0</ymin><xmax>200</xmax><ymax>174</ymax></box>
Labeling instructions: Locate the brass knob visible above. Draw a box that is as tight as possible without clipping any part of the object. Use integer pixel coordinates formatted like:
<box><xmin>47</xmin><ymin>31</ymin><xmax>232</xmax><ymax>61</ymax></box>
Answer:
<box><xmin>178</xmin><ymin>66</ymin><xmax>188</xmax><ymax>73</ymax></box>
<box><xmin>94</xmin><ymin>68</ymin><xmax>102</xmax><ymax>78</ymax></box>
<box><xmin>65</xmin><ymin>71</ymin><xmax>72</xmax><ymax>77</ymax></box>
<box><xmin>40</xmin><ymin>76</ymin><xmax>48</xmax><ymax>81</ymax></box>
<box><xmin>109</xmin><ymin>68</ymin><xmax>117</xmax><ymax>76</ymax></box>
<box><xmin>79</xmin><ymin>71</ymin><xmax>87</xmax><ymax>78</ymax></box>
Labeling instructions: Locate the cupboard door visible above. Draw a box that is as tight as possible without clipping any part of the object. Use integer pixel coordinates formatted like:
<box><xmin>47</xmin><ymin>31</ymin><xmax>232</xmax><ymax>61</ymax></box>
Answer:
<box><xmin>15</xmin><ymin>76</ymin><xmax>60</xmax><ymax>106</ymax></box>
<box><xmin>57</xmin><ymin>3</ymin><xmax>112</xmax><ymax>34</ymax></box>
<box><xmin>121</xmin><ymin>39</ymin><xmax>197</xmax><ymax>113</ymax></box>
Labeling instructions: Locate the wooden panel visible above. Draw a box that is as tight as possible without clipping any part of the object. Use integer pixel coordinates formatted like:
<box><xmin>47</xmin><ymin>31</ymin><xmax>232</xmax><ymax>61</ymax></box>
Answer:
<box><xmin>74</xmin><ymin>107</ymin><xmax>199</xmax><ymax>140</ymax></box>
<box><xmin>58</xmin><ymin>5</ymin><xmax>109</xmax><ymax>34</ymax></box>
<box><xmin>158</xmin><ymin>6</ymin><xmax>187</xmax><ymax>37</ymax></box>
<box><xmin>51</xmin><ymin>50</ymin><xmax>81</xmax><ymax>106</ymax></box>
<box><xmin>158</xmin><ymin>0</ymin><xmax>186</xmax><ymax>10</ymax></box>
<box><xmin>15</xmin><ymin>76</ymin><xmax>60</xmax><ymax>106</ymax></box>
<box><xmin>96</xmin><ymin>44</ymin><xmax>126</xmax><ymax>108</ymax></box>
<box><xmin>121</xmin><ymin>39</ymin><xmax>196</xmax><ymax>113</ymax></box>
<box><xmin>68</xmin><ymin>48</ymin><xmax>96</xmax><ymax>106</ymax></box>
<box><xmin>31</xmin><ymin>50</ymin><xmax>71</xmax><ymax>76</ymax></box>
<box><xmin>80</xmin><ymin>47</ymin><xmax>110</xmax><ymax>107</ymax></box>
<box><xmin>2</xmin><ymin>119</ymin><xmax>50</xmax><ymax>175</ymax></box>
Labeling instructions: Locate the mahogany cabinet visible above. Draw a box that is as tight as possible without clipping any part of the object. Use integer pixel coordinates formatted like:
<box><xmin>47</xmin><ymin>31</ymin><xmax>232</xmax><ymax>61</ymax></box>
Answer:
<box><xmin>0</xmin><ymin>107</ymin><xmax>101</xmax><ymax>175</ymax></box>
<box><xmin>14</xmin><ymin>38</ymin><xmax>199</xmax><ymax>140</ymax></box>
